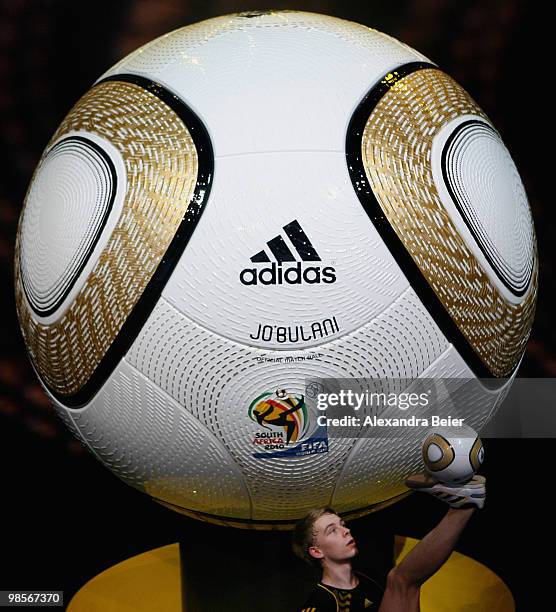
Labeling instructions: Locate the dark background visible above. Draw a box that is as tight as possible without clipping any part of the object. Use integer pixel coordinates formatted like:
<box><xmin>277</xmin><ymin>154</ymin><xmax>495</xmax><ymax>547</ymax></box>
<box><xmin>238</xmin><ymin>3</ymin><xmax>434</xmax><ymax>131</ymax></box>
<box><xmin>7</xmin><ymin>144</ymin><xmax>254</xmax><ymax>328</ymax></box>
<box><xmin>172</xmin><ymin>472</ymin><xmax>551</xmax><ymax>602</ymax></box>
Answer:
<box><xmin>0</xmin><ymin>1</ymin><xmax>552</xmax><ymax>609</ymax></box>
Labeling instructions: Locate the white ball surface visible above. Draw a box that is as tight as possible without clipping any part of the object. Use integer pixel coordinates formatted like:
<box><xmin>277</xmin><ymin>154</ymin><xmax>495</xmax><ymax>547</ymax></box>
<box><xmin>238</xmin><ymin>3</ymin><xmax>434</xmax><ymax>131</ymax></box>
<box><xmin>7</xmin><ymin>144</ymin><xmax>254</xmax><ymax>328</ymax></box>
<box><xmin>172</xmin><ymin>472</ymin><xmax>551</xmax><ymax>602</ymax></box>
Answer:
<box><xmin>14</xmin><ymin>11</ymin><xmax>534</xmax><ymax>527</ymax></box>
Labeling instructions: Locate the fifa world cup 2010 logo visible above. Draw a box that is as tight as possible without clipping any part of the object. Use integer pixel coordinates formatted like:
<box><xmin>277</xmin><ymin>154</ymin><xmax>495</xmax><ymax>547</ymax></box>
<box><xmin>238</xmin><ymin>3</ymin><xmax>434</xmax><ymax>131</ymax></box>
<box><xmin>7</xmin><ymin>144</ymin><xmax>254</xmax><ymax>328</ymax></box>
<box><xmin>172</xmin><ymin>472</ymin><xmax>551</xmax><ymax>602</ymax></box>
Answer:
<box><xmin>248</xmin><ymin>390</ymin><xmax>308</xmax><ymax>445</ymax></box>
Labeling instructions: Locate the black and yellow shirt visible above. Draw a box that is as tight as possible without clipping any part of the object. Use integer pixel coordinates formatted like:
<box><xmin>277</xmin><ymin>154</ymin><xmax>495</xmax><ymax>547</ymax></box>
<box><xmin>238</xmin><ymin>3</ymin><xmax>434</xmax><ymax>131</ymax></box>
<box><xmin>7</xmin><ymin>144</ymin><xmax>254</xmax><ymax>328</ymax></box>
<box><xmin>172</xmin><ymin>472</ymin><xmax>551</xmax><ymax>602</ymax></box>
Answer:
<box><xmin>298</xmin><ymin>571</ymin><xmax>384</xmax><ymax>611</ymax></box>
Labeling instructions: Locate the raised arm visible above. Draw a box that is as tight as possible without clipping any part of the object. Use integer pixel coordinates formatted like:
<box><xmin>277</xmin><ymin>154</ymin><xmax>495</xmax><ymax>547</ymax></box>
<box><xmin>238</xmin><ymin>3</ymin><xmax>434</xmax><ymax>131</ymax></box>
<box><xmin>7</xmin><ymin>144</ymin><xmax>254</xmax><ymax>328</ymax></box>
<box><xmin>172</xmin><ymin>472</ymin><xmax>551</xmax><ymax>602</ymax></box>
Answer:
<box><xmin>378</xmin><ymin>474</ymin><xmax>486</xmax><ymax>612</ymax></box>
<box><xmin>394</xmin><ymin>506</ymin><xmax>474</xmax><ymax>585</ymax></box>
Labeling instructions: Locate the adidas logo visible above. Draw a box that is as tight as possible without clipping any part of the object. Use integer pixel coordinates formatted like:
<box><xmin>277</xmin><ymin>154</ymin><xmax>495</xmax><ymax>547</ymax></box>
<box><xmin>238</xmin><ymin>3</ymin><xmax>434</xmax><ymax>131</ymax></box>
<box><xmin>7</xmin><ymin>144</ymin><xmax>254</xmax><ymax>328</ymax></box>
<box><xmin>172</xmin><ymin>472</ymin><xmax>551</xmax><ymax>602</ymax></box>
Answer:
<box><xmin>239</xmin><ymin>220</ymin><xmax>337</xmax><ymax>286</ymax></box>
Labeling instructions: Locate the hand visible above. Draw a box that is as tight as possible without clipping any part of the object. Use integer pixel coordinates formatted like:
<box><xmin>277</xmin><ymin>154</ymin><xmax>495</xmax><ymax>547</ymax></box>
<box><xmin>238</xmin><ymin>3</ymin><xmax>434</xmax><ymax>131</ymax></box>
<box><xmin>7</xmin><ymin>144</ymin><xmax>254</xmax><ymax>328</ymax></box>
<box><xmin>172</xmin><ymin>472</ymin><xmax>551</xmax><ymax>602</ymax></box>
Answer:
<box><xmin>405</xmin><ymin>473</ymin><xmax>486</xmax><ymax>509</ymax></box>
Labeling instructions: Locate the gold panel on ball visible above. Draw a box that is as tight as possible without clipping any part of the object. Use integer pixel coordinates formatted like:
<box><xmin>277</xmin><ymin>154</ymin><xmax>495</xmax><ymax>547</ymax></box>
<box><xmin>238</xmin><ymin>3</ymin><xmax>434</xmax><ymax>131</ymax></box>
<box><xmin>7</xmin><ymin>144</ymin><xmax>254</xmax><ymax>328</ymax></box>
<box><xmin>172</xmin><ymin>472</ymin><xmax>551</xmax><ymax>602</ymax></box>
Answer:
<box><xmin>422</xmin><ymin>434</ymin><xmax>454</xmax><ymax>472</ymax></box>
<box><xmin>360</xmin><ymin>68</ymin><xmax>537</xmax><ymax>377</ymax></box>
<box><xmin>15</xmin><ymin>81</ymin><xmax>199</xmax><ymax>397</ymax></box>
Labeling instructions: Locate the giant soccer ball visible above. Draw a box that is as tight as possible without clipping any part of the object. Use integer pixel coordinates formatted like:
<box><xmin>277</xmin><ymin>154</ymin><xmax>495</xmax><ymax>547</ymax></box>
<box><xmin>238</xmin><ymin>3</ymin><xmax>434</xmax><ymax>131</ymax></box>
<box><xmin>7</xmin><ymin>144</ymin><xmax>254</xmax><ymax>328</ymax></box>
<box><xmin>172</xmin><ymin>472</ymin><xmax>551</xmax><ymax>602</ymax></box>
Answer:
<box><xmin>15</xmin><ymin>11</ymin><xmax>536</xmax><ymax>528</ymax></box>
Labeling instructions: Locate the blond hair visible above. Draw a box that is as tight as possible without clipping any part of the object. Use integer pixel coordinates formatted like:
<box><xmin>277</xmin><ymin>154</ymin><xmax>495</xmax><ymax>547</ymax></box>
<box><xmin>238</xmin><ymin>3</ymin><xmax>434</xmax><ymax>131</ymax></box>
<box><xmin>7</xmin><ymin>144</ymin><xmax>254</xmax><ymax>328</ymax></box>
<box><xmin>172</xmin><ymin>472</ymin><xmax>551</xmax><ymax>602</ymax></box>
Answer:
<box><xmin>292</xmin><ymin>506</ymin><xmax>337</xmax><ymax>568</ymax></box>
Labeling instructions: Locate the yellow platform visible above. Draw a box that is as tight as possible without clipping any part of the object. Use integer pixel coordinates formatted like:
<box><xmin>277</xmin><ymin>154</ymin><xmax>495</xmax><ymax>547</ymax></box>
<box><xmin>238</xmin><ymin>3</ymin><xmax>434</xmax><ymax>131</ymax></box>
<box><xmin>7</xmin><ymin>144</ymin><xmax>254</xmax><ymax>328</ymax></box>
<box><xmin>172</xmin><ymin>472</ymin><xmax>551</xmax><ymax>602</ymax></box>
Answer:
<box><xmin>68</xmin><ymin>537</ymin><xmax>514</xmax><ymax>611</ymax></box>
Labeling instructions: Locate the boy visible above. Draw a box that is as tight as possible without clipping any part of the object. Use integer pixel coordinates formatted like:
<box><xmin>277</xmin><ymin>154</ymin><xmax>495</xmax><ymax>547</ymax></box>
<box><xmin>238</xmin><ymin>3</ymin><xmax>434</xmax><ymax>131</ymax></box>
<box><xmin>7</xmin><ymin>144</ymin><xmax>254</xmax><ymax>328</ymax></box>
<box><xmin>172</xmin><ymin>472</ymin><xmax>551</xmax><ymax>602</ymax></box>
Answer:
<box><xmin>292</xmin><ymin>474</ymin><xmax>486</xmax><ymax>611</ymax></box>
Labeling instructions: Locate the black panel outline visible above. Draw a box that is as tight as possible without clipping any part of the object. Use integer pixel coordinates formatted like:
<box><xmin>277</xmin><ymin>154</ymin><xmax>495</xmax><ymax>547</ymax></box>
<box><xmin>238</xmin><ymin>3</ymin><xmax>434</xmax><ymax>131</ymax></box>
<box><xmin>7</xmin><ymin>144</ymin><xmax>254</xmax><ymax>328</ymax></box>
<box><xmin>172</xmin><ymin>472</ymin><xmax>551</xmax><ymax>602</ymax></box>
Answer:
<box><xmin>345</xmin><ymin>61</ymin><xmax>510</xmax><ymax>382</ymax></box>
<box><xmin>441</xmin><ymin>119</ymin><xmax>533</xmax><ymax>297</ymax></box>
<box><xmin>43</xmin><ymin>73</ymin><xmax>214</xmax><ymax>407</ymax></box>
<box><xmin>21</xmin><ymin>135</ymin><xmax>117</xmax><ymax>317</ymax></box>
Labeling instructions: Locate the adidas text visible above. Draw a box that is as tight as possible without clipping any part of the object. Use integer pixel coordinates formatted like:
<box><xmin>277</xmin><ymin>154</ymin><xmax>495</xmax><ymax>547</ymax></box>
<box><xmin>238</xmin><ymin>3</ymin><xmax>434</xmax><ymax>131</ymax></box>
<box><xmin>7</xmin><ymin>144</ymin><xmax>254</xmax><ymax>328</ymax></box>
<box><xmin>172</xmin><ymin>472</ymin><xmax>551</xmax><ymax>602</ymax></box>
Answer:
<box><xmin>239</xmin><ymin>262</ymin><xmax>336</xmax><ymax>286</ymax></box>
